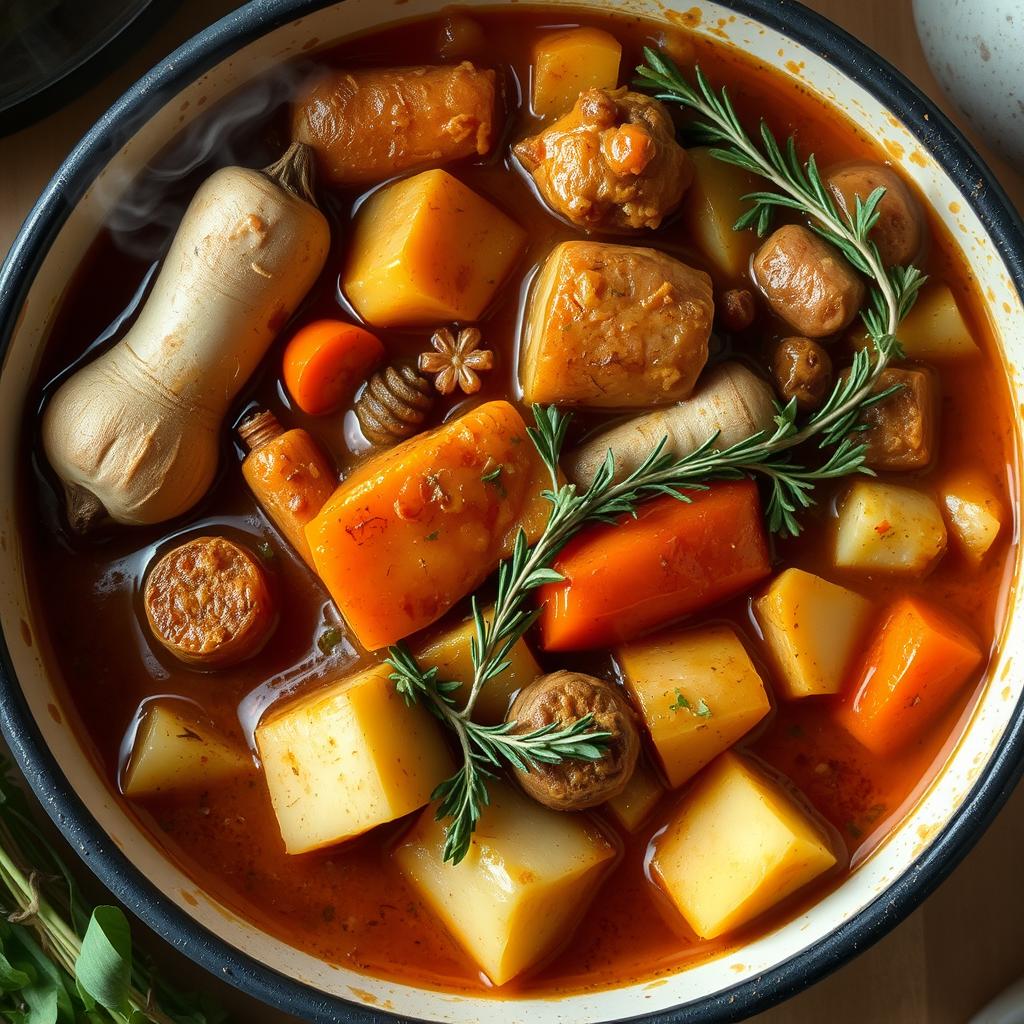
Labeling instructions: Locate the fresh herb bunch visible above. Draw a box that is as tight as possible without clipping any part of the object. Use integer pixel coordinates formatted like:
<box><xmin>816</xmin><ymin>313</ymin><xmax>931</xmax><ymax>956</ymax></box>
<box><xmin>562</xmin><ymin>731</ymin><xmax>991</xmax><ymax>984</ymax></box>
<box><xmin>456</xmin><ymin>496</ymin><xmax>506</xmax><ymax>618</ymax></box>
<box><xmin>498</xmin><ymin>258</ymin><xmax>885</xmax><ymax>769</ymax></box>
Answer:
<box><xmin>390</xmin><ymin>52</ymin><xmax>930</xmax><ymax>865</ymax></box>
<box><xmin>0</xmin><ymin>758</ymin><xmax>223</xmax><ymax>1024</ymax></box>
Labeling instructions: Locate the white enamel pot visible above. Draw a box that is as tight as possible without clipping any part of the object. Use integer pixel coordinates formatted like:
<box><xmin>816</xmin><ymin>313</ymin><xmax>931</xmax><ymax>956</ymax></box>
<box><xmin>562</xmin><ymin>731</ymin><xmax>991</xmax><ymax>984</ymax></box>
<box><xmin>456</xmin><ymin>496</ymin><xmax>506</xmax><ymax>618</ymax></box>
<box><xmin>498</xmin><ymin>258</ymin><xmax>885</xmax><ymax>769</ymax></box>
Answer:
<box><xmin>0</xmin><ymin>2</ymin><xmax>1022</xmax><ymax>1022</ymax></box>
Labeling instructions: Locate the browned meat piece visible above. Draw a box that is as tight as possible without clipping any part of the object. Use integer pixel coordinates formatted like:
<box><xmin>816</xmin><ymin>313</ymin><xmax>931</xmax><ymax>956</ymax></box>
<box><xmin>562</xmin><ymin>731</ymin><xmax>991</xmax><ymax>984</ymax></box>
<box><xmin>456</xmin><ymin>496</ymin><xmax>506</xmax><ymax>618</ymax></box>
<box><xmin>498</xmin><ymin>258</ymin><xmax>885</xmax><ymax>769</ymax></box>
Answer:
<box><xmin>845</xmin><ymin>366</ymin><xmax>938</xmax><ymax>470</ymax></box>
<box><xmin>752</xmin><ymin>224</ymin><xmax>866</xmax><ymax>337</ymax></box>
<box><xmin>292</xmin><ymin>63</ymin><xmax>496</xmax><ymax>186</ymax></box>
<box><xmin>514</xmin><ymin>87</ymin><xmax>692</xmax><ymax>231</ymax></box>
<box><xmin>144</xmin><ymin>536</ymin><xmax>276</xmax><ymax>668</ymax></box>
<box><xmin>827</xmin><ymin>161</ymin><xmax>924</xmax><ymax>267</ymax></box>
<box><xmin>719</xmin><ymin>287</ymin><xmax>756</xmax><ymax>332</ymax></box>
<box><xmin>507</xmin><ymin>671</ymin><xmax>640</xmax><ymax>810</ymax></box>
<box><xmin>771</xmin><ymin>337</ymin><xmax>833</xmax><ymax>411</ymax></box>
<box><xmin>520</xmin><ymin>240</ymin><xmax>713</xmax><ymax>408</ymax></box>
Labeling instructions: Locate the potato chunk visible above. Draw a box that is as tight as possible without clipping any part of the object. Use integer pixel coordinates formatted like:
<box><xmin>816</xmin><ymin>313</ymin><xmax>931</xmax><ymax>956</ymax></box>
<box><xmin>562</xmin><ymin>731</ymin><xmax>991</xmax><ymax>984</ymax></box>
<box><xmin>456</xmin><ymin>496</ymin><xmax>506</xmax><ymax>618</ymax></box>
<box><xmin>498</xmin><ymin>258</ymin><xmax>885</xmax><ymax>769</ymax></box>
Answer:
<box><xmin>532</xmin><ymin>28</ymin><xmax>621</xmax><ymax>117</ymax></box>
<box><xmin>942</xmin><ymin>472</ymin><xmax>1004</xmax><ymax>566</ymax></box>
<box><xmin>256</xmin><ymin>664</ymin><xmax>455</xmax><ymax>854</ymax></box>
<box><xmin>604</xmin><ymin>758</ymin><xmax>664</xmax><ymax>832</ymax></box>
<box><xmin>617</xmin><ymin>624</ymin><xmax>771</xmax><ymax>788</ymax></box>
<box><xmin>754</xmin><ymin>569</ymin><xmax>874</xmax><ymax>699</ymax></box>
<box><xmin>752</xmin><ymin>224</ymin><xmax>865</xmax><ymax>337</ymax></box>
<box><xmin>521</xmin><ymin>241</ymin><xmax>713</xmax><ymax>408</ymax></box>
<box><xmin>292</xmin><ymin>63</ymin><xmax>496</xmax><ymax>186</ymax></box>
<box><xmin>415</xmin><ymin>611</ymin><xmax>541</xmax><ymax>724</ymax></box>
<box><xmin>343</xmin><ymin>169</ymin><xmax>526</xmax><ymax>327</ymax></box>
<box><xmin>394</xmin><ymin>782</ymin><xmax>618</xmax><ymax>985</ymax></box>
<box><xmin>845</xmin><ymin>366</ymin><xmax>937</xmax><ymax>471</ymax></box>
<box><xmin>650</xmin><ymin>752</ymin><xmax>837</xmax><ymax>940</ymax></box>
<box><xmin>834</xmin><ymin>481</ymin><xmax>947</xmax><ymax>576</ymax></box>
<box><xmin>122</xmin><ymin>703</ymin><xmax>251</xmax><ymax>798</ymax></box>
<box><xmin>306</xmin><ymin>402</ymin><xmax>551</xmax><ymax>651</ymax></box>
<box><xmin>896</xmin><ymin>283</ymin><xmax>980</xmax><ymax>361</ymax></box>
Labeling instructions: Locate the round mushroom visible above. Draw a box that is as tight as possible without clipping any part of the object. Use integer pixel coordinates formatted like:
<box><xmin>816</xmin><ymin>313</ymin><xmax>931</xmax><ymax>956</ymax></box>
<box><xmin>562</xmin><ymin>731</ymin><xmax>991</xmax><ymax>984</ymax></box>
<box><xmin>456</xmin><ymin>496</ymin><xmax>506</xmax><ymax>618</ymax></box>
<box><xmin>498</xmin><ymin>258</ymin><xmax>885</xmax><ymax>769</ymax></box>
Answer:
<box><xmin>506</xmin><ymin>670</ymin><xmax>640</xmax><ymax>811</ymax></box>
<box><xmin>770</xmin><ymin>336</ymin><xmax>833</xmax><ymax>411</ymax></box>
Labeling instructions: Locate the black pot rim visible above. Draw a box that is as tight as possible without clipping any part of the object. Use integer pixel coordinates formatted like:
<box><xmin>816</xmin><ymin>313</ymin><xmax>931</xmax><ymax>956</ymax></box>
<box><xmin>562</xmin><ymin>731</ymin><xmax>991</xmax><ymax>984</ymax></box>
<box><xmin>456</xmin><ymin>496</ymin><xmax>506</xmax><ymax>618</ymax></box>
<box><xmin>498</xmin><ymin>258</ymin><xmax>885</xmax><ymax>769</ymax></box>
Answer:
<box><xmin>0</xmin><ymin>1</ymin><xmax>1022</xmax><ymax>1022</ymax></box>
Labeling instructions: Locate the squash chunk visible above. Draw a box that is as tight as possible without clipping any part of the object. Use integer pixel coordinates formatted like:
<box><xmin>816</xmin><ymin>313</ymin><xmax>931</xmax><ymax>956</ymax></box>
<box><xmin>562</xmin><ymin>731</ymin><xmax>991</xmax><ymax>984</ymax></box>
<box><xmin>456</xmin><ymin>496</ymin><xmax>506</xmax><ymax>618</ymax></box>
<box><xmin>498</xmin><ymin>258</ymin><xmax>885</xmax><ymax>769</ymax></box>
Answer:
<box><xmin>306</xmin><ymin>401</ymin><xmax>550</xmax><ymax>651</ymax></box>
<box><xmin>394</xmin><ymin>782</ymin><xmax>617</xmax><ymax>985</ymax></box>
<box><xmin>604</xmin><ymin>758</ymin><xmax>664</xmax><ymax>832</ymax></box>
<box><xmin>896</xmin><ymin>284</ymin><xmax>979</xmax><ymax>361</ymax></box>
<box><xmin>415</xmin><ymin>611</ymin><xmax>541</xmax><ymax>724</ymax></box>
<box><xmin>122</xmin><ymin>703</ymin><xmax>251</xmax><ymax>798</ymax></box>
<box><xmin>681</xmin><ymin>147</ymin><xmax>762</xmax><ymax>281</ymax></box>
<box><xmin>532</xmin><ymin>28</ymin><xmax>622</xmax><ymax>117</ymax></box>
<box><xmin>650</xmin><ymin>752</ymin><xmax>837</xmax><ymax>939</ymax></box>
<box><xmin>617</xmin><ymin>624</ymin><xmax>771</xmax><ymax>788</ymax></box>
<box><xmin>835</xmin><ymin>481</ymin><xmax>947</xmax><ymax>576</ymax></box>
<box><xmin>754</xmin><ymin>569</ymin><xmax>874</xmax><ymax>699</ymax></box>
<box><xmin>343</xmin><ymin>169</ymin><xmax>526</xmax><ymax>327</ymax></box>
<box><xmin>256</xmin><ymin>664</ymin><xmax>455</xmax><ymax>854</ymax></box>
<box><xmin>942</xmin><ymin>471</ymin><xmax>1004</xmax><ymax>566</ymax></box>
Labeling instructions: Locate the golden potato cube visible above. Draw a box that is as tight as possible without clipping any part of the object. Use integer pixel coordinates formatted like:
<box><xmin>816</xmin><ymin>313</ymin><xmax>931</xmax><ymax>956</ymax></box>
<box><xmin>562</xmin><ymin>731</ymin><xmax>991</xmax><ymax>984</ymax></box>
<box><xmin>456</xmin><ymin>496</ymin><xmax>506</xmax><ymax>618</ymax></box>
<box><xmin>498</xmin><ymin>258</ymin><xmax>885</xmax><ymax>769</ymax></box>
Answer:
<box><xmin>604</xmin><ymin>758</ymin><xmax>664</xmax><ymax>832</ymax></box>
<box><xmin>650</xmin><ymin>752</ymin><xmax>836</xmax><ymax>939</ymax></box>
<box><xmin>681</xmin><ymin>147</ymin><xmax>763</xmax><ymax>281</ymax></box>
<box><xmin>896</xmin><ymin>284</ymin><xmax>979</xmax><ymax>360</ymax></box>
<box><xmin>415</xmin><ymin>611</ymin><xmax>541</xmax><ymax>724</ymax></box>
<box><xmin>942</xmin><ymin>472</ymin><xmax>1004</xmax><ymax>566</ymax></box>
<box><xmin>754</xmin><ymin>569</ymin><xmax>874</xmax><ymax>699</ymax></box>
<box><xmin>122</xmin><ymin>703</ymin><xmax>251</xmax><ymax>797</ymax></box>
<box><xmin>532</xmin><ymin>27</ymin><xmax>622</xmax><ymax>117</ymax></box>
<box><xmin>617</xmin><ymin>624</ymin><xmax>771</xmax><ymax>788</ymax></box>
<box><xmin>394</xmin><ymin>782</ymin><xmax>617</xmax><ymax>985</ymax></box>
<box><xmin>256</xmin><ymin>664</ymin><xmax>455</xmax><ymax>854</ymax></box>
<box><xmin>343</xmin><ymin>169</ymin><xmax>526</xmax><ymax>327</ymax></box>
<box><xmin>835</xmin><ymin>480</ymin><xmax>947</xmax><ymax>576</ymax></box>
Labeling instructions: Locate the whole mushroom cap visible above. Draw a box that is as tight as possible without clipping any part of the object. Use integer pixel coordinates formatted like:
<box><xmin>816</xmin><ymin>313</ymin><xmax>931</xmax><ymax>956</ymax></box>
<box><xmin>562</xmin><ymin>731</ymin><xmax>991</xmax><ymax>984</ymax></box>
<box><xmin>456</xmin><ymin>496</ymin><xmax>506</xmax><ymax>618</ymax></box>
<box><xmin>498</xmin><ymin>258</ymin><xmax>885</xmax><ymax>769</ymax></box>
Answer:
<box><xmin>507</xmin><ymin>670</ymin><xmax>641</xmax><ymax>811</ymax></box>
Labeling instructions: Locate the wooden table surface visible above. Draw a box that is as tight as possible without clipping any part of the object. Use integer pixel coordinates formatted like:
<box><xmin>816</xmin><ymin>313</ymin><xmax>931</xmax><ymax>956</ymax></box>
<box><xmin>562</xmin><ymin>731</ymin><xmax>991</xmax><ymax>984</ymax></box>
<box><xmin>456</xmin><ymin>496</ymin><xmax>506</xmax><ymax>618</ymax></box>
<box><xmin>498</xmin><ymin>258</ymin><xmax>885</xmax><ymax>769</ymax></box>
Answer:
<box><xmin>1</xmin><ymin>2</ymin><xmax>1021</xmax><ymax>1022</ymax></box>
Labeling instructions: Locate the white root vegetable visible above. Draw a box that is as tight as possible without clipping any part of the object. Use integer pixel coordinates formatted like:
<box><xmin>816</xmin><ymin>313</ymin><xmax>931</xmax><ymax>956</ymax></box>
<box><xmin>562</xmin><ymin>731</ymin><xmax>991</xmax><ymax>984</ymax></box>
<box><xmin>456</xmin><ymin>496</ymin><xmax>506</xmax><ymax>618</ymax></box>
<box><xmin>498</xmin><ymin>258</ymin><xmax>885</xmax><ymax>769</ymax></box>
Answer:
<box><xmin>43</xmin><ymin>144</ymin><xmax>330</xmax><ymax>532</ymax></box>
<box><xmin>564</xmin><ymin>362</ymin><xmax>776</xmax><ymax>487</ymax></box>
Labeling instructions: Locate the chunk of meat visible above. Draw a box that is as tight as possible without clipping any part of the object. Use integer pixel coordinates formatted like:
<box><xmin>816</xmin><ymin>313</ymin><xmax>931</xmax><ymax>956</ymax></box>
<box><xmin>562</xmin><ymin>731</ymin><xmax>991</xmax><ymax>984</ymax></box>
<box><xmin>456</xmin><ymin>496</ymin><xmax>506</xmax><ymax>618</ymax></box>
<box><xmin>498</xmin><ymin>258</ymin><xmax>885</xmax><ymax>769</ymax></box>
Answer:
<box><xmin>841</xmin><ymin>366</ymin><xmax>937</xmax><ymax>470</ymax></box>
<box><xmin>771</xmin><ymin>337</ymin><xmax>833</xmax><ymax>411</ymax></box>
<box><xmin>514</xmin><ymin>87</ymin><xmax>692</xmax><ymax>231</ymax></box>
<box><xmin>520</xmin><ymin>240</ymin><xmax>713</xmax><ymax>408</ymax></box>
<box><xmin>292</xmin><ymin>63</ymin><xmax>496</xmax><ymax>186</ymax></box>
<box><xmin>752</xmin><ymin>224</ymin><xmax>866</xmax><ymax>337</ymax></box>
<box><xmin>827</xmin><ymin>161</ymin><xmax>924</xmax><ymax>267</ymax></box>
<box><xmin>144</xmin><ymin>537</ymin><xmax>276</xmax><ymax>668</ymax></box>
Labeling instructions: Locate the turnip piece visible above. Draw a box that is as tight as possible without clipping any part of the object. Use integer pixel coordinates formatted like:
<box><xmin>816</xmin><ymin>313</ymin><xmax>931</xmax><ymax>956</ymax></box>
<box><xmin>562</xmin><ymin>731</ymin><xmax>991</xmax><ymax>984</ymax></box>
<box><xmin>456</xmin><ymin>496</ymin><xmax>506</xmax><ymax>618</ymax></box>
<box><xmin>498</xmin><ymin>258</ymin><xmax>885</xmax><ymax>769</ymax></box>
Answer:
<box><xmin>564</xmin><ymin>362</ymin><xmax>776</xmax><ymax>487</ymax></box>
<box><xmin>42</xmin><ymin>143</ymin><xmax>330</xmax><ymax>532</ymax></box>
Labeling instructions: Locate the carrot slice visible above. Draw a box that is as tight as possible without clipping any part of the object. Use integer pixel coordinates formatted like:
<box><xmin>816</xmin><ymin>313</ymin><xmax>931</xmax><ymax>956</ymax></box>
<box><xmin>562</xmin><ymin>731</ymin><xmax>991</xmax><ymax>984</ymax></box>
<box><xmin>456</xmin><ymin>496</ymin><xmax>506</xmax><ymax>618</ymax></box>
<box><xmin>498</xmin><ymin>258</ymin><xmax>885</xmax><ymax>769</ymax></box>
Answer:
<box><xmin>538</xmin><ymin>480</ymin><xmax>771</xmax><ymax>651</ymax></box>
<box><xmin>837</xmin><ymin>597</ymin><xmax>984</xmax><ymax>756</ymax></box>
<box><xmin>283</xmin><ymin>320</ymin><xmax>385</xmax><ymax>415</ymax></box>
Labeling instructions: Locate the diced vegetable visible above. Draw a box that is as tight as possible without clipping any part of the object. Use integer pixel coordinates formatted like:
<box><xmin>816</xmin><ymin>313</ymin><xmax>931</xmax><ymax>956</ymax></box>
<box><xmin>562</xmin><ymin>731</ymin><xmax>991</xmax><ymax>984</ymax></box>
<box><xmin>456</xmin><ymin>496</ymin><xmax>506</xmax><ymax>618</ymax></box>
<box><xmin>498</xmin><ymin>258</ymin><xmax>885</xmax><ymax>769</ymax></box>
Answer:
<box><xmin>531</xmin><ymin>27</ymin><xmax>622</xmax><ymax>117</ymax></box>
<box><xmin>838</xmin><ymin>597</ymin><xmax>984</xmax><ymax>756</ymax></box>
<box><xmin>393</xmin><ymin>782</ymin><xmax>618</xmax><ymax>985</ymax></box>
<box><xmin>415</xmin><ymin>611</ymin><xmax>541</xmax><ymax>724</ymax></box>
<box><xmin>256</xmin><ymin>664</ymin><xmax>455</xmax><ymax>854</ymax></box>
<box><xmin>754</xmin><ymin>569</ymin><xmax>874</xmax><ymax>699</ymax></box>
<box><xmin>834</xmin><ymin>480</ymin><xmax>947</xmax><ymax>576</ymax></box>
<box><xmin>342</xmin><ymin>169</ymin><xmax>526</xmax><ymax>328</ymax></box>
<box><xmin>681</xmin><ymin>147</ymin><xmax>762</xmax><ymax>280</ymax></box>
<box><xmin>650</xmin><ymin>752</ymin><xmax>837</xmax><ymax>940</ymax></box>
<box><xmin>942</xmin><ymin>471</ymin><xmax>1004</xmax><ymax>566</ymax></box>
<box><xmin>603</xmin><ymin>758</ymin><xmax>664</xmax><ymax>832</ymax></box>
<box><xmin>122</xmin><ymin>703</ymin><xmax>251</xmax><ymax>798</ymax></box>
<box><xmin>895</xmin><ymin>283</ymin><xmax>979</xmax><ymax>361</ymax></box>
<box><xmin>306</xmin><ymin>401</ymin><xmax>551</xmax><ymax>651</ymax></box>
<box><xmin>520</xmin><ymin>240</ymin><xmax>713</xmax><ymax>408</ymax></box>
<box><xmin>617</xmin><ymin>623</ymin><xmax>771</xmax><ymax>787</ymax></box>
<box><xmin>282</xmin><ymin>320</ymin><xmax>385</xmax><ymax>416</ymax></box>
<box><xmin>539</xmin><ymin>481</ymin><xmax>771</xmax><ymax>651</ymax></box>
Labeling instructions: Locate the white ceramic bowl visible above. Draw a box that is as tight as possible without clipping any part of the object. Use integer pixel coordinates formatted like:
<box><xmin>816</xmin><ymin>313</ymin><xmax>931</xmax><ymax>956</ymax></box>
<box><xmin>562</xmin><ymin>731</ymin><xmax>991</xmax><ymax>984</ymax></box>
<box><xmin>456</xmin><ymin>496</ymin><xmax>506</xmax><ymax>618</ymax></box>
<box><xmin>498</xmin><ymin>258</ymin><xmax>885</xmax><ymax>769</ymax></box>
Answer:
<box><xmin>0</xmin><ymin>2</ymin><xmax>1022</xmax><ymax>1022</ymax></box>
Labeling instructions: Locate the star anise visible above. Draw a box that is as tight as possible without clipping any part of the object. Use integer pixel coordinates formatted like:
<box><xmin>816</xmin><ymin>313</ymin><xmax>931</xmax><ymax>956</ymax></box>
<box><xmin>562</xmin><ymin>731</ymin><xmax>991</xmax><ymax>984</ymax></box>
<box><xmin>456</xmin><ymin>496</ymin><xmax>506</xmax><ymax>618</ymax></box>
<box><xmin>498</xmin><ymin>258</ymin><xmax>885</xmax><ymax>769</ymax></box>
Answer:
<box><xmin>418</xmin><ymin>327</ymin><xmax>494</xmax><ymax>396</ymax></box>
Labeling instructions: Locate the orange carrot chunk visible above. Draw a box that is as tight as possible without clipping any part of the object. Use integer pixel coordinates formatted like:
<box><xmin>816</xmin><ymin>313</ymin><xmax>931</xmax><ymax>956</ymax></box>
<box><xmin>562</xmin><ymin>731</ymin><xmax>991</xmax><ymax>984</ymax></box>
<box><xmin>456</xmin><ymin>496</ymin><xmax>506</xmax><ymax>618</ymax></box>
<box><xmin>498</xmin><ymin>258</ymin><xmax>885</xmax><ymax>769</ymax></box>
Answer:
<box><xmin>283</xmin><ymin>320</ymin><xmax>385</xmax><ymax>415</ymax></box>
<box><xmin>538</xmin><ymin>480</ymin><xmax>771</xmax><ymax>651</ymax></box>
<box><xmin>837</xmin><ymin>597</ymin><xmax>984</xmax><ymax>756</ymax></box>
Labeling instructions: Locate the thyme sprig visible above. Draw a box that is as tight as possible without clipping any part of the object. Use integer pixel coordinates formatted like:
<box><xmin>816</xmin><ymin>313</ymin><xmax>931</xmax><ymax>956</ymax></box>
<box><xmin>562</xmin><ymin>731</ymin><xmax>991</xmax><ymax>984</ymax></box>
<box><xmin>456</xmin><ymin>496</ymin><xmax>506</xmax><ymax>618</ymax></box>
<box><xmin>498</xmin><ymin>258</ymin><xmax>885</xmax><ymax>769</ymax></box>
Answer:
<box><xmin>390</xmin><ymin>53</ymin><xmax>930</xmax><ymax>865</ymax></box>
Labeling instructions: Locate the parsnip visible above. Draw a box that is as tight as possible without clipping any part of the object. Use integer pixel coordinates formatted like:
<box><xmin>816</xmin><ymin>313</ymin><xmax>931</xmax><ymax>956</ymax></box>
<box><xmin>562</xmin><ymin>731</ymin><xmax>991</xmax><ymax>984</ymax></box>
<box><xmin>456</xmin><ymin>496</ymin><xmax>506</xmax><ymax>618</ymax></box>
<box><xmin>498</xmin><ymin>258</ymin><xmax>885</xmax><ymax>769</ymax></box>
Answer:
<box><xmin>565</xmin><ymin>362</ymin><xmax>775</xmax><ymax>486</ymax></box>
<box><xmin>43</xmin><ymin>144</ymin><xmax>330</xmax><ymax>532</ymax></box>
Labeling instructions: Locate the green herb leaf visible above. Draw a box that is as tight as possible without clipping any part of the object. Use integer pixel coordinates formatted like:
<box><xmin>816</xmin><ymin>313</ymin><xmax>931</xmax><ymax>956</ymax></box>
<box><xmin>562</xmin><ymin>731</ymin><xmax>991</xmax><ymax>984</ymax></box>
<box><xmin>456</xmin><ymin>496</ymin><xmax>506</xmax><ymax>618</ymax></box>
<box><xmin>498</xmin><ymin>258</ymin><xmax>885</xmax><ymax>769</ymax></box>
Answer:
<box><xmin>74</xmin><ymin>907</ymin><xmax>132</xmax><ymax>1015</ymax></box>
<box><xmin>669</xmin><ymin>689</ymin><xmax>691</xmax><ymax>713</ymax></box>
<box><xmin>317</xmin><ymin>627</ymin><xmax>346</xmax><ymax>656</ymax></box>
<box><xmin>695</xmin><ymin>698</ymin><xmax>713</xmax><ymax>719</ymax></box>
